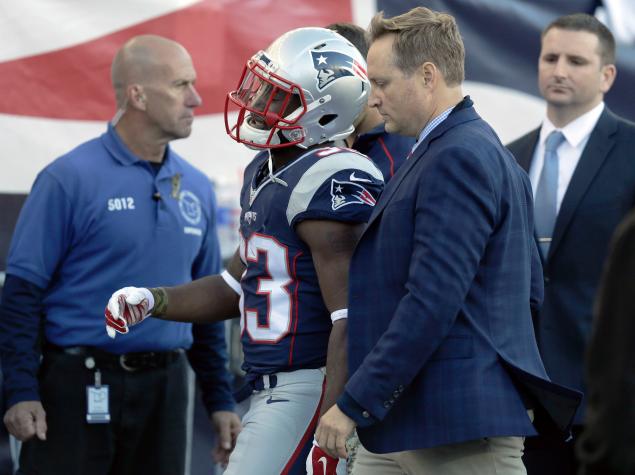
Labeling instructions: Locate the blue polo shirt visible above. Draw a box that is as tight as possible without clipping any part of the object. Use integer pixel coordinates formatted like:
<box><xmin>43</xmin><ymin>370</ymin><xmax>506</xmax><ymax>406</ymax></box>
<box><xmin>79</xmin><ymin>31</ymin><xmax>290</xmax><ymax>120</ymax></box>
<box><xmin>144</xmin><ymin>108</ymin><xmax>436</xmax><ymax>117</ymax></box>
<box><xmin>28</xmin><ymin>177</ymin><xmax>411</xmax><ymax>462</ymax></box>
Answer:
<box><xmin>7</xmin><ymin>124</ymin><xmax>219</xmax><ymax>352</ymax></box>
<box><xmin>1</xmin><ymin>125</ymin><xmax>233</xmax><ymax>409</ymax></box>
<box><xmin>352</xmin><ymin>124</ymin><xmax>415</xmax><ymax>182</ymax></box>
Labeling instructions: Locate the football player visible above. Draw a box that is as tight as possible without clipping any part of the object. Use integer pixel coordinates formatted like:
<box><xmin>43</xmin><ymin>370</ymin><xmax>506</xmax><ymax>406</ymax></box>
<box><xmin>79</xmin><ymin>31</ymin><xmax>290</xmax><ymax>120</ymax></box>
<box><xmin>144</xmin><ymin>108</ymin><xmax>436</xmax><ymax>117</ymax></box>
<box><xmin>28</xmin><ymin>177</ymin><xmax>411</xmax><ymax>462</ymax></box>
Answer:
<box><xmin>105</xmin><ymin>27</ymin><xmax>383</xmax><ymax>475</ymax></box>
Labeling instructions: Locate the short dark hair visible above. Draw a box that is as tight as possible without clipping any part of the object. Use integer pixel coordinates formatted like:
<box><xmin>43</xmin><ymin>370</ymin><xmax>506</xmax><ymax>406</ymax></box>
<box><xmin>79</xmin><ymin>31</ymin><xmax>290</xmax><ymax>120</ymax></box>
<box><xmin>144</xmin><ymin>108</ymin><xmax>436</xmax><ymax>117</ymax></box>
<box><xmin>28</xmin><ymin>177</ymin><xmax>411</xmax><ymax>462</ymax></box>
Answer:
<box><xmin>326</xmin><ymin>22</ymin><xmax>369</xmax><ymax>59</ymax></box>
<box><xmin>543</xmin><ymin>13</ymin><xmax>616</xmax><ymax>65</ymax></box>
<box><xmin>368</xmin><ymin>7</ymin><xmax>465</xmax><ymax>85</ymax></box>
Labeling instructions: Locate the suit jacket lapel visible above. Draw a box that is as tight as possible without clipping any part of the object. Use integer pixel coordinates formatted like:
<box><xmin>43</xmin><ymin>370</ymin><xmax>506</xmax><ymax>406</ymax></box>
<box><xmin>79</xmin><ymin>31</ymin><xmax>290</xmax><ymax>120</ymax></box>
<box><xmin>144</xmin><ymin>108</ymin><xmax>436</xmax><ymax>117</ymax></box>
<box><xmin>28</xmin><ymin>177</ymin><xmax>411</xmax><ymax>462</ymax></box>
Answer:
<box><xmin>516</xmin><ymin>129</ymin><xmax>540</xmax><ymax>173</ymax></box>
<box><xmin>548</xmin><ymin>108</ymin><xmax>618</xmax><ymax>260</ymax></box>
<box><xmin>365</xmin><ymin>102</ymin><xmax>481</xmax><ymax>229</ymax></box>
<box><xmin>510</xmin><ymin>128</ymin><xmax>546</xmax><ymax>262</ymax></box>
<box><xmin>364</xmin><ymin>134</ymin><xmax>428</xmax><ymax>228</ymax></box>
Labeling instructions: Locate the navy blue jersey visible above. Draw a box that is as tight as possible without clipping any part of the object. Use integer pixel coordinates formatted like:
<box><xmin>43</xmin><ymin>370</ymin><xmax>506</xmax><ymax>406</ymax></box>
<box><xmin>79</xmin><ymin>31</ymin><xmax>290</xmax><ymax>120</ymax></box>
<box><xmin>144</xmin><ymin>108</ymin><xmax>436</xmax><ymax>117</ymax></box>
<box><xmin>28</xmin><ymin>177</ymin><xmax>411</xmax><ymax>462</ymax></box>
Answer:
<box><xmin>352</xmin><ymin>124</ymin><xmax>415</xmax><ymax>182</ymax></box>
<box><xmin>237</xmin><ymin>147</ymin><xmax>383</xmax><ymax>374</ymax></box>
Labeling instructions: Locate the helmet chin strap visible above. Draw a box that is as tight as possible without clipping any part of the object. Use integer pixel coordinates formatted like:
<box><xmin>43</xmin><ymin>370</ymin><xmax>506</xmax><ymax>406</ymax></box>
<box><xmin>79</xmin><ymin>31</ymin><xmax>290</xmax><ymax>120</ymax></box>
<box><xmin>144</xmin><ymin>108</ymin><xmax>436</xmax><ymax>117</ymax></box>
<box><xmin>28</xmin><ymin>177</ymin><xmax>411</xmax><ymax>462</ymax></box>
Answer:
<box><xmin>267</xmin><ymin>150</ymin><xmax>288</xmax><ymax>187</ymax></box>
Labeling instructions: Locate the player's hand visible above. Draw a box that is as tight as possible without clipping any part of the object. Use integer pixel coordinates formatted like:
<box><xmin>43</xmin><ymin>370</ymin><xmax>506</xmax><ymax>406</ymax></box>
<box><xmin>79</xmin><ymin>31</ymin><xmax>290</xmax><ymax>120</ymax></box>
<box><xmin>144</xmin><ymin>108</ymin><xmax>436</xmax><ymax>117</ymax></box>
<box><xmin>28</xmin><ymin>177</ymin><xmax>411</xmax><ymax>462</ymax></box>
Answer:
<box><xmin>306</xmin><ymin>439</ymin><xmax>343</xmax><ymax>475</ymax></box>
<box><xmin>316</xmin><ymin>404</ymin><xmax>356</xmax><ymax>459</ymax></box>
<box><xmin>3</xmin><ymin>401</ymin><xmax>47</xmax><ymax>442</ymax></box>
<box><xmin>210</xmin><ymin>410</ymin><xmax>242</xmax><ymax>466</ymax></box>
<box><xmin>105</xmin><ymin>287</ymin><xmax>154</xmax><ymax>338</ymax></box>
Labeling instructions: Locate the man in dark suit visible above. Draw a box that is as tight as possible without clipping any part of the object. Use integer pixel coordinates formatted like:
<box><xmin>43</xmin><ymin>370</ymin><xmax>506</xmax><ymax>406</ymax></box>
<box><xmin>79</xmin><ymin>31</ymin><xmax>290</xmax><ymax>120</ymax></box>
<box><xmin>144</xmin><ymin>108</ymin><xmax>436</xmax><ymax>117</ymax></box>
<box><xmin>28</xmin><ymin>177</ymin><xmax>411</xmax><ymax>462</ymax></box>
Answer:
<box><xmin>577</xmin><ymin>210</ymin><xmax>635</xmax><ymax>475</ymax></box>
<box><xmin>316</xmin><ymin>7</ymin><xmax>580</xmax><ymax>474</ymax></box>
<box><xmin>506</xmin><ymin>13</ymin><xmax>635</xmax><ymax>475</ymax></box>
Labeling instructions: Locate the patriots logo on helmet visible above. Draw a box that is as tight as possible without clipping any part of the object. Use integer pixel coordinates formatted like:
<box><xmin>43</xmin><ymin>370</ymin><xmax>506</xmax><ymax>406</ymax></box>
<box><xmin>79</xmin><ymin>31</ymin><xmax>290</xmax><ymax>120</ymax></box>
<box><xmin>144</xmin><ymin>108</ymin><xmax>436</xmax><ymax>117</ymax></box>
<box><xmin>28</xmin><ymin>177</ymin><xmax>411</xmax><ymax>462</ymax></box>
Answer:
<box><xmin>330</xmin><ymin>178</ymin><xmax>376</xmax><ymax>210</ymax></box>
<box><xmin>311</xmin><ymin>51</ymin><xmax>367</xmax><ymax>91</ymax></box>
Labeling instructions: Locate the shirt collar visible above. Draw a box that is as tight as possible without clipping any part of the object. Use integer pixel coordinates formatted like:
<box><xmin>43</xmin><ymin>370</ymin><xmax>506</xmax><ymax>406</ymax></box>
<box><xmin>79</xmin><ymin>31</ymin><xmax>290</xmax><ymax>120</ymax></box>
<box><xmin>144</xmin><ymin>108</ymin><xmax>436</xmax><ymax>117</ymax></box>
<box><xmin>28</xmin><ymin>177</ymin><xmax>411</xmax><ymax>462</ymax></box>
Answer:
<box><xmin>540</xmin><ymin>101</ymin><xmax>605</xmax><ymax>149</ymax></box>
<box><xmin>410</xmin><ymin>105</ymin><xmax>454</xmax><ymax>154</ymax></box>
<box><xmin>102</xmin><ymin>123</ymin><xmax>174</xmax><ymax>173</ymax></box>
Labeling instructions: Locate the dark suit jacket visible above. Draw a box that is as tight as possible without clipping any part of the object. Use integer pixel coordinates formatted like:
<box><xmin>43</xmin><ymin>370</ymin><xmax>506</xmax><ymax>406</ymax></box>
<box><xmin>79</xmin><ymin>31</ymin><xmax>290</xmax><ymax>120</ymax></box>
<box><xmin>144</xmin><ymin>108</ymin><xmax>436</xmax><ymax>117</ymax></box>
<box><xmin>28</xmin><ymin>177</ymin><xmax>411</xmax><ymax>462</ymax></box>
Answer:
<box><xmin>340</xmin><ymin>98</ymin><xmax>580</xmax><ymax>454</ymax></box>
<box><xmin>577</xmin><ymin>210</ymin><xmax>635</xmax><ymax>475</ymax></box>
<box><xmin>507</xmin><ymin>107</ymin><xmax>635</xmax><ymax>424</ymax></box>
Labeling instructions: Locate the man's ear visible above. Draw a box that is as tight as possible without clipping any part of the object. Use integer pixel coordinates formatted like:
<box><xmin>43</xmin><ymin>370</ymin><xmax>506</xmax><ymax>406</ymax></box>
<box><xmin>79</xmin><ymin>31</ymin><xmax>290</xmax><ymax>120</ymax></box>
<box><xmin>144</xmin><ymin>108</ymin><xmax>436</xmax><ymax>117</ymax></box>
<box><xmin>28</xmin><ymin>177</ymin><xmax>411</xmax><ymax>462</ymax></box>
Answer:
<box><xmin>420</xmin><ymin>62</ymin><xmax>437</xmax><ymax>88</ymax></box>
<box><xmin>600</xmin><ymin>63</ymin><xmax>617</xmax><ymax>94</ymax></box>
<box><xmin>129</xmin><ymin>84</ymin><xmax>147</xmax><ymax>109</ymax></box>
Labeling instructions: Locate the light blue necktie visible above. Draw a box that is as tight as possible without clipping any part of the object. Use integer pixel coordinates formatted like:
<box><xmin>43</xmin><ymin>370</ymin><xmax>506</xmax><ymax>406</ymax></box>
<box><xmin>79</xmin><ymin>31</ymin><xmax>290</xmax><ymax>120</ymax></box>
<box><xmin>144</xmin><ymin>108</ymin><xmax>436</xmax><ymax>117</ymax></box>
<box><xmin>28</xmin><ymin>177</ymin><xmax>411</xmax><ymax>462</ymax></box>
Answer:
<box><xmin>534</xmin><ymin>130</ymin><xmax>566</xmax><ymax>258</ymax></box>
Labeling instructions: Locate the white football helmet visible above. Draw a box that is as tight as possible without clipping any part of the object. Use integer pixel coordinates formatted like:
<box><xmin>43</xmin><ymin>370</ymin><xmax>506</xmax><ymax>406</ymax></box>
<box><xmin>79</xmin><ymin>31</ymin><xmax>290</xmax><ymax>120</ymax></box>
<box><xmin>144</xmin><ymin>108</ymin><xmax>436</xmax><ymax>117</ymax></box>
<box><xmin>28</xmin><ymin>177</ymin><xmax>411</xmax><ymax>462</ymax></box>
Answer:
<box><xmin>225</xmin><ymin>27</ymin><xmax>369</xmax><ymax>149</ymax></box>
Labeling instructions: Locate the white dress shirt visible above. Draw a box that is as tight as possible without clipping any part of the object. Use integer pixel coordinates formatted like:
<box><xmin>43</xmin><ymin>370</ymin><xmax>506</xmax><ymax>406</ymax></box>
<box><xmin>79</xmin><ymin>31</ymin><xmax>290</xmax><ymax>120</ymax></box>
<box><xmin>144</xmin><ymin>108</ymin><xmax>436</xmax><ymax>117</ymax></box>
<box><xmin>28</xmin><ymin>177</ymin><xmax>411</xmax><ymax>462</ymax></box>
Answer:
<box><xmin>529</xmin><ymin>102</ymin><xmax>605</xmax><ymax>212</ymax></box>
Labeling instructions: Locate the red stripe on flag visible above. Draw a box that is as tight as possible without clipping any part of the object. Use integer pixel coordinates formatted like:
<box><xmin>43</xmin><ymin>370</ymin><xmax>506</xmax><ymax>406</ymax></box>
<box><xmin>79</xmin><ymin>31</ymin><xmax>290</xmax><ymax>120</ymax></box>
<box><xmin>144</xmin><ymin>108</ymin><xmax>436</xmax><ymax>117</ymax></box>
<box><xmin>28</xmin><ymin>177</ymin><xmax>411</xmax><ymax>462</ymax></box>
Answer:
<box><xmin>0</xmin><ymin>0</ymin><xmax>351</xmax><ymax>120</ymax></box>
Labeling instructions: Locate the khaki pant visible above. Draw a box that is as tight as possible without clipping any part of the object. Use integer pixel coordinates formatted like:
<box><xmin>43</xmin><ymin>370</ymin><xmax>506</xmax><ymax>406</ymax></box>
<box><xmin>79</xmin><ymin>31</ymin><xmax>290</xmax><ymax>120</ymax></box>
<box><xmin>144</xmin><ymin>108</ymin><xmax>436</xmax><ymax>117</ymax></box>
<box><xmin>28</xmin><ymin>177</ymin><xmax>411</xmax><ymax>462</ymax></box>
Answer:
<box><xmin>351</xmin><ymin>435</ymin><xmax>526</xmax><ymax>475</ymax></box>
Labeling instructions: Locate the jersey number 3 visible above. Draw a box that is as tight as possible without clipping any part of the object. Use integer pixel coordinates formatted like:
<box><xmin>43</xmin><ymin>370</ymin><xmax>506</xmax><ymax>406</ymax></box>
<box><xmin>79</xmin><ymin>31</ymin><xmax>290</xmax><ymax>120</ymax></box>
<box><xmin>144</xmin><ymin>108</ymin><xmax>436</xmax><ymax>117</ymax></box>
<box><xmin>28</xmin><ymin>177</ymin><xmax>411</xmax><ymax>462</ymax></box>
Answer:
<box><xmin>240</xmin><ymin>234</ymin><xmax>294</xmax><ymax>343</ymax></box>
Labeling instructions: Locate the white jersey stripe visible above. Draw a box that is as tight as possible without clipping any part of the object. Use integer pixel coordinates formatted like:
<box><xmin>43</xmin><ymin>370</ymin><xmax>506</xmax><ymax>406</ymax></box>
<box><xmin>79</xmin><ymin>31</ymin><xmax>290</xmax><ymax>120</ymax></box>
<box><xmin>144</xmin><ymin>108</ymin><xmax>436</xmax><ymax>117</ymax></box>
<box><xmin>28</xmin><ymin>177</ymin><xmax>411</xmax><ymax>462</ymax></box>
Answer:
<box><xmin>286</xmin><ymin>151</ymin><xmax>383</xmax><ymax>225</ymax></box>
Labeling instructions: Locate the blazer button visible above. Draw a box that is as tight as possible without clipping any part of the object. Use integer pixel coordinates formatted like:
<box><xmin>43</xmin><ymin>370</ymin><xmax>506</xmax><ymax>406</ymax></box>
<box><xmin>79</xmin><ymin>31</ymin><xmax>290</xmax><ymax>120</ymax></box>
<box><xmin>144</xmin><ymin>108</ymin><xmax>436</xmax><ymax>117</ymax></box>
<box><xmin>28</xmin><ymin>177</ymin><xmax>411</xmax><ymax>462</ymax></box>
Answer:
<box><xmin>383</xmin><ymin>401</ymin><xmax>391</xmax><ymax>408</ymax></box>
<box><xmin>393</xmin><ymin>390</ymin><xmax>400</xmax><ymax>398</ymax></box>
<box><xmin>362</xmin><ymin>411</ymin><xmax>370</xmax><ymax>418</ymax></box>
<box><xmin>544</xmin><ymin>276</ymin><xmax>550</xmax><ymax>284</ymax></box>
<box><xmin>398</xmin><ymin>385</ymin><xmax>404</xmax><ymax>392</ymax></box>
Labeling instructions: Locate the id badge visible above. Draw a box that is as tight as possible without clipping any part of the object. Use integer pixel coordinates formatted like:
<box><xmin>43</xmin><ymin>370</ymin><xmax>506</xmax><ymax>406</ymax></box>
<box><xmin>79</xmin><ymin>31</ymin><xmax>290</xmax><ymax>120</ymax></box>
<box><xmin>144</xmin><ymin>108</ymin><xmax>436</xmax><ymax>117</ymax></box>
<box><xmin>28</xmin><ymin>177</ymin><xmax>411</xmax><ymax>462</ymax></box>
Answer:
<box><xmin>86</xmin><ymin>369</ymin><xmax>110</xmax><ymax>423</ymax></box>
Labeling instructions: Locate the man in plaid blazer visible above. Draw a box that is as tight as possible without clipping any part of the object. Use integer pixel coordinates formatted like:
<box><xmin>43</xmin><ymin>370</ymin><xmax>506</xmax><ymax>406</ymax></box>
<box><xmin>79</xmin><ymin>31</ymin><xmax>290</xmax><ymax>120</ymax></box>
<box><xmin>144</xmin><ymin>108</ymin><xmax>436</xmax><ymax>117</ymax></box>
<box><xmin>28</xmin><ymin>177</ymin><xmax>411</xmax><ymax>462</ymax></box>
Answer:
<box><xmin>316</xmin><ymin>7</ymin><xmax>581</xmax><ymax>474</ymax></box>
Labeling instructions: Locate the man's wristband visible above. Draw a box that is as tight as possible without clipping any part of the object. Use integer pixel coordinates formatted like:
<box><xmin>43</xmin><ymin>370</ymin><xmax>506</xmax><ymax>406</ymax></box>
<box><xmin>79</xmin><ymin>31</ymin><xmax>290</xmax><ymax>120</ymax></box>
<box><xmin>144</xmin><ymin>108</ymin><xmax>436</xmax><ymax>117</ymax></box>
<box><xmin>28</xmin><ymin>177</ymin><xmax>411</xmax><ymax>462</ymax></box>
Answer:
<box><xmin>331</xmin><ymin>308</ymin><xmax>348</xmax><ymax>323</ymax></box>
<box><xmin>221</xmin><ymin>270</ymin><xmax>242</xmax><ymax>295</ymax></box>
<box><xmin>148</xmin><ymin>287</ymin><xmax>169</xmax><ymax>317</ymax></box>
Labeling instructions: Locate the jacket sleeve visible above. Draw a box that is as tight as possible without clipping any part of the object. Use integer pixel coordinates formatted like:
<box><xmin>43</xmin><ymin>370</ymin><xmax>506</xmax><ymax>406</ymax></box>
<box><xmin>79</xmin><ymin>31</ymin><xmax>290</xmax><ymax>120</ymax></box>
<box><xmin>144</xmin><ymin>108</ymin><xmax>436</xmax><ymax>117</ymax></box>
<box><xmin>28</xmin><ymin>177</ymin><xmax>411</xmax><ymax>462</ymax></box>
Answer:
<box><xmin>0</xmin><ymin>274</ymin><xmax>46</xmax><ymax>407</ymax></box>
<box><xmin>187</xmin><ymin>322</ymin><xmax>235</xmax><ymax>414</ymax></box>
<box><xmin>186</xmin><ymin>182</ymin><xmax>235</xmax><ymax>415</ymax></box>
<box><xmin>1</xmin><ymin>170</ymin><xmax>73</xmax><ymax>408</ymax></box>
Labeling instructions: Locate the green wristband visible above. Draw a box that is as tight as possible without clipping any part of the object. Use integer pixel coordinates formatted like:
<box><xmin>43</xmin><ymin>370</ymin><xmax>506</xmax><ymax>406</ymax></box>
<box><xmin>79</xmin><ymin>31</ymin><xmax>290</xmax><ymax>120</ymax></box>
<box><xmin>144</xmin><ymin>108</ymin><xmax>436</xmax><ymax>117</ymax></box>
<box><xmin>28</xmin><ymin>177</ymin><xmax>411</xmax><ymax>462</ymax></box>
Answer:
<box><xmin>149</xmin><ymin>287</ymin><xmax>169</xmax><ymax>317</ymax></box>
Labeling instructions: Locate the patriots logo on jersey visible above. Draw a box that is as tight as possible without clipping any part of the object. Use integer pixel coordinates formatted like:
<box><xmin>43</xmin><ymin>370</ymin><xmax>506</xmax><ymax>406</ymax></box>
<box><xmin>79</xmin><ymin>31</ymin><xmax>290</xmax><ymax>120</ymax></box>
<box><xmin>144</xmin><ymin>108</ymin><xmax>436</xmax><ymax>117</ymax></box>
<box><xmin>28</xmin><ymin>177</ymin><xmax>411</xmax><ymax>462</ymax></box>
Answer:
<box><xmin>330</xmin><ymin>178</ymin><xmax>376</xmax><ymax>210</ymax></box>
<box><xmin>244</xmin><ymin>210</ymin><xmax>258</xmax><ymax>224</ymax></box>
<box><xmin>311</xmin><ymin>51</ymin><xmax>367</xmax><ymax>91</ymax></box>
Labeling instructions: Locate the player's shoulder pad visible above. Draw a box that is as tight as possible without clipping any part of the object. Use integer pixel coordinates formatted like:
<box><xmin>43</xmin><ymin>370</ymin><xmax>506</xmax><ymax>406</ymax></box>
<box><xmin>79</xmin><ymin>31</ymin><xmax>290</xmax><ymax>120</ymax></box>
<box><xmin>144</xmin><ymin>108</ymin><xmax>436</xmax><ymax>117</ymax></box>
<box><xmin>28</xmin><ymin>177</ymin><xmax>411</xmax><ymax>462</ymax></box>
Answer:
<box><xmin>286</xmin><ymin>147</ymin><xmax>383</xmax><ymax>225</ymax></box>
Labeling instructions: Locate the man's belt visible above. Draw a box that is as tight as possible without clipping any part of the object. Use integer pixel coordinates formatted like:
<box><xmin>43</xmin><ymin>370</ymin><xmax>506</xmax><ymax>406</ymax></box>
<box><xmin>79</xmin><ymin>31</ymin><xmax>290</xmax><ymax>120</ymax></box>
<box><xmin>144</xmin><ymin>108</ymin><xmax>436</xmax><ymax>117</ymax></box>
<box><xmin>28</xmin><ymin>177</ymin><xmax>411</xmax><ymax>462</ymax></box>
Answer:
<box><xmin>45</xmin><ymin>343</ymin><xmax>183</xmax><ymax>372</ymax></box>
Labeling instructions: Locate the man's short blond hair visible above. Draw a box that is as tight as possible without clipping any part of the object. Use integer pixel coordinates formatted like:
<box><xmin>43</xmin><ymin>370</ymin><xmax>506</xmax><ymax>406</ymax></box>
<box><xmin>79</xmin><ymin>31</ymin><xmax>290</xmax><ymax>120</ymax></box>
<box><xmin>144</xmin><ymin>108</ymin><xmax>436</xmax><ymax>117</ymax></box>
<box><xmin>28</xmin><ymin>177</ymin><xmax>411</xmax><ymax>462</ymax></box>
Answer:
<box><xmin>369</xmin><ymin>6</ymin><xmax>465</xmax><ymax>85</ymax></box>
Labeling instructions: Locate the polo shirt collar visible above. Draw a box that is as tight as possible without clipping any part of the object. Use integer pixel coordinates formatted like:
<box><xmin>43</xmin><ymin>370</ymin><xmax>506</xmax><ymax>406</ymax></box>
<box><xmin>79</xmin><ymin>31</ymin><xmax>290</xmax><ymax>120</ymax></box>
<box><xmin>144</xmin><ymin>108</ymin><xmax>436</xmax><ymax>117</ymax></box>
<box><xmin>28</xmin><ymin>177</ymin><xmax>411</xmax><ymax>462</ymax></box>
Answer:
<box><xmin>101</xmin><ymin>123</ymin><xmax>176</xmax><ymax>174</ymax></box>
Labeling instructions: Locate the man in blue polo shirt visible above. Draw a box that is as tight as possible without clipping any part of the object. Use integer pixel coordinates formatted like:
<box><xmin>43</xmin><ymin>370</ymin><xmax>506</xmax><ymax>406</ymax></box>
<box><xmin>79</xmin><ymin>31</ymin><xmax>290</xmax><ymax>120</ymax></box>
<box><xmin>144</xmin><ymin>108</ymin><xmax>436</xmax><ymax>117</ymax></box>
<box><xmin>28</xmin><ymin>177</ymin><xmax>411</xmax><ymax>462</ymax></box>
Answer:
<box><xmin>0</xmin><ymin>35</ymin><xmax>240</xmax><ymax>475</ymax></box>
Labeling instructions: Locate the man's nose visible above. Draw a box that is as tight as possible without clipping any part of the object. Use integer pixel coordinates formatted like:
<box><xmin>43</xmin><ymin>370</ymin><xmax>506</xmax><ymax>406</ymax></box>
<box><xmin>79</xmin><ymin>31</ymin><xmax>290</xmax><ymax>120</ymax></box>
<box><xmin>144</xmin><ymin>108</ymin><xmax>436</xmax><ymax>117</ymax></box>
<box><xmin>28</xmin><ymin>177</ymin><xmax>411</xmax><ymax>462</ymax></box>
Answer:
<box><xmin>553</xmin><ymin>57</ymin><xmax>569</xmax><ymax>78</ymax></box>
<box><xmin>187</xmin><ymin>85</ymin><xmax>202</xmax><ymax>107</ymax></box>
<box><xmin>368</xmin><ymin>88</ymin><xmax>380</xmax><ymax>108</ymax></box>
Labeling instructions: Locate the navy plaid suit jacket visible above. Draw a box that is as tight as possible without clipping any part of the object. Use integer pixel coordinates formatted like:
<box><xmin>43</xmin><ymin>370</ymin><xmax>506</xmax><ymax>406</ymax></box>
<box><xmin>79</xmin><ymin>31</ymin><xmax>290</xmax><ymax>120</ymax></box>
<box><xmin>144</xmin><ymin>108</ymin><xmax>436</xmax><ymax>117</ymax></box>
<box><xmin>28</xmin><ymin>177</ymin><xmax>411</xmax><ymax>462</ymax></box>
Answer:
<box><xmin>340</xmin><ymin>98</ymin><xmax>581</xmax><ymax>454</ymax></box>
